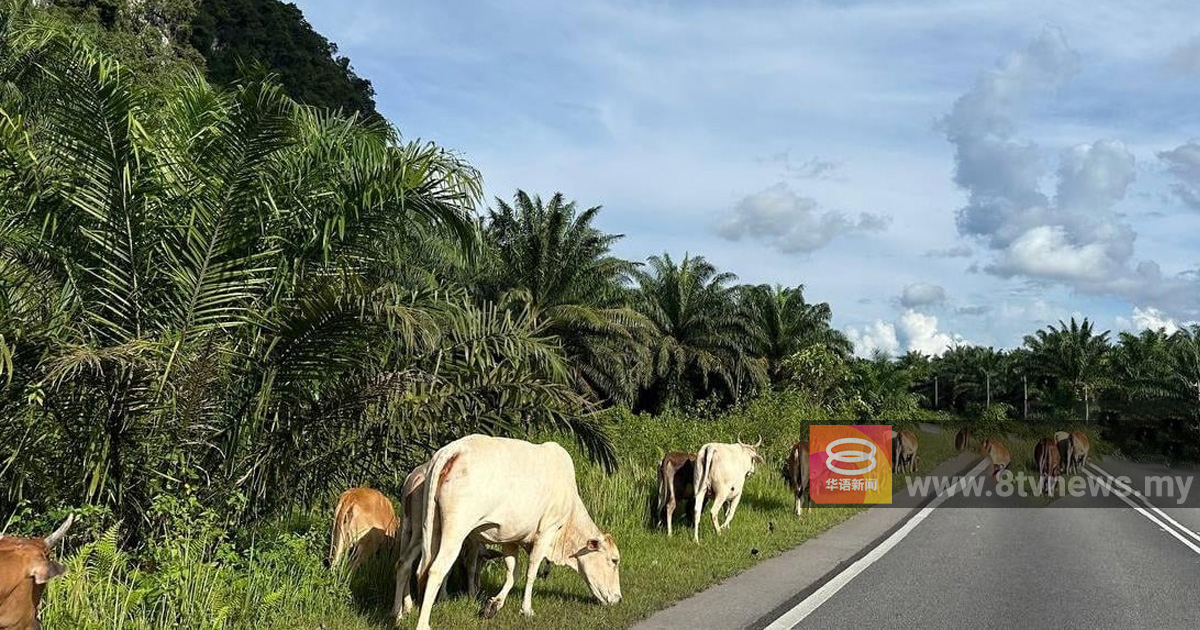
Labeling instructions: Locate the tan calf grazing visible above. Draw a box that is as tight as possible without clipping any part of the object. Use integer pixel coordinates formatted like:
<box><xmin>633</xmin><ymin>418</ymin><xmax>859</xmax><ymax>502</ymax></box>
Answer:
<box><xmin>692</xmin><ymin>438</ymin><xmax>762</xmax><ymax>542</ymax></box>
<box><xmin>1034</xmin><ymin>437</ymin><xmax>1062</xmax><ymax>494</ymax></box>
<box><xmin>415</xmin><ymin>435</ymin><xmax>620</xmax><ymax>630</ymax></box>
<box><xmin>786</xmin><ymin>442</ymin><xmax>810</xmax><ymax>517</ymax></box>
<box><xmin>1069</xmin><ymin>431</ymin><xmax>1091</xmax><ymax>474</ymax></box>
<box><xmin>329</xmin><ymin>487</ymin><xmax>398</xmax><ymax>573</ymax></box>
<box><xmin>955</xmin><ymin>427</ymin><xmax>973</xmax><ymax>452</ymax></box>
<box><xmin>979</xmin><ymin>438</ymin><xmax>1012</xmax><ymax>481</ymax></box>
<box><xmin>655</xmin><ymin>452</ymin><xmax>697</xmax><ymax>537</ymax></box>
<box><xmin>896</xmin><ymin>430</ymin><xmax>920</xmax><ymax>474</ymax></box>
<box><xmin>0</xmin><ymin>515</ymin><xmax>73</xmax><ymax>630</ymax></box>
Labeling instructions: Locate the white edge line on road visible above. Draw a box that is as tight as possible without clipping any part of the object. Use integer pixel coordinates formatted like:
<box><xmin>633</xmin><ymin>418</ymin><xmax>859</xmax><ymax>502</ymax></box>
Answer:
<box><xmin>762</xmin><ymin>460</ymin><xmax>989</xmax><ymax>630</ymax></box>
<box><xmin>1085</xmin><ymin>462</ymin><xmax>1200</xmax><ymax>545</ymax></box>
<box><xmin>1083</xmin><ymin>467</ymin><xmax>1200</xmax><ymax>556</ymax></box>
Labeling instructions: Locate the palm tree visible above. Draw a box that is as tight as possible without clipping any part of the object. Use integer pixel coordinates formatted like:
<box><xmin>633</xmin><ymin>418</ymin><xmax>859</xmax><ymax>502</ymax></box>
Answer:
<box><xmin>481</xmin><ymin>191</ymin><xmax>650</xmax><ymax>406</ymax></box>
<box><xmin>743</xmin><ymin>284</ymin><xmax>851</xmax><ymax>381</ymax></box>
<box><xmin>1023</xmin><ymin>318</ymin><xmax>1110</xmax><ymax>424</ymax></box>
<box><xmin>632</xmin><ymin>253</ymin><xmax>765</xmax><ymax>410</ymax></box>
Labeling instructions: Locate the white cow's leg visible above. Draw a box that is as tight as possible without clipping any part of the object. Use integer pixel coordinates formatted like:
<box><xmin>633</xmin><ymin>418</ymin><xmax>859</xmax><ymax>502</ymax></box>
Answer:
<box><xmin>692</xmin><ymin>482</ymin><xmax>708</xmax><ymax>543</ymax></box>
<box><xmin>414</xmin><ymin>524</ymin><xmax>468</xmax><ymax>630</ymax></box>
<box><xmin>721</xmin><ymin>492</ymin><xmax>742</xmax><ymax>531</ymax></box>
<box><xmin>665</xmin><ymin>495</ymin><xmax>676</xmax><ymax>537</ymax></box>
<box><xmin>481</xmin><ymin>544</ymin><xmax>518</xmax><ymax>619</ymax></box>
<box><xmin>708</xmin><ymin>487</ymin><xmax>728</xmax><ymax>535</ymax></box>
<box><xmin>794</xmin><ymin>494</ymin><xmax>804</xmax><ymax>516</ymax></box>
<box><xmin>520</xmin><ymin>536</ymin><xmax>554</xmax><ymax>616</ymax></box>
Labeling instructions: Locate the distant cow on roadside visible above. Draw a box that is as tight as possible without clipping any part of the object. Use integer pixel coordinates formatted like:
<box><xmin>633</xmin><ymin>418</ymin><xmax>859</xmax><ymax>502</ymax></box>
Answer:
<box><xmin>891</xmin><ymin>430</ymin><xmax>902</xmax><ymax>472</ymax></box>
<box><xmin>786</xmin><ymin>441</ymin><xmax>810</xmax><ymax>517</ymax></box>
<box><xmin>979</xmin><ymin>438</ymin><xmax>1011</xmax><ymax>481</ymax></box>
<box><xmin>655</xmin><ymin>452</ymin><xmax>697</xmax><ymax>537</ymax></box>
<box><xmin>414</xmin><ymin>435</ymin><xmax>620</xmax><ymax>630</ymax></box>
<box><xmin>329</xmin><ymin>487</ymin><xmax>398</xmax><ymax>573</ymax></box>
<box><xmin>1054</xmin><ymin>431</ymin><xmax>1073</xmax><ymax>476</ymax></box>
<box><xmin>692</xmin><ymin>438</ymin><xmax>763</xmax><ymax>542</ymax></box>
<box><xmin>1068</xmin><ymin>431</ymin><xmax>1090</xmax><ymax>474</ymax></box>
<box><xmin>955</xmin><ymin>428</ymin><xmax>973</xmax><ymax>452</ymax></box>
<box><xmin>896</xmin><ymin>430</ymin><xmax>920</xmax><ymax>474</ymax></box>
<box><xmin>0</xmin><ymin>515</ymin><xmax>73</xmax><ymax>630</ymax></box>
<box><xmin>1034</xmin><ymin>437</ymin><xmax>1062</xmax><ymax>494</ymax></box>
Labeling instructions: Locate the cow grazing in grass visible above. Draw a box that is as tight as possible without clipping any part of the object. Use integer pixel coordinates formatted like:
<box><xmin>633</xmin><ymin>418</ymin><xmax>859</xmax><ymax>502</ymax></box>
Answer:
<box><xmin>392</xmin><ymin>461</ymin><xmax>500</xmax><ymax>620</ymax></box>
<box><xmin>1068</xmin><ymin>431</ymin><xmax>1091</xmax><ymax>474</ymax></box>
<box><xmin>891</xmin><ymin>430</ymin><xmax>902</xmax><ymax>472</ymax></box>
<box><xmin>955</xmin><ymin>428</ymin><xmax>972</xmax><ymax>452</ymax></box>
<box><xmin>0</xmin><ymin>515</ymin><xmax>73</xmax><ymax>630</ymax></box>
<box><xmin>786</xmin><ymin>441</ymin><xmax>810</xmax><ymax>517</ymax></box>
<box><xmin>896</xmin><ymin>430</ymin><xmax>920</xmax><ymax>474</ymax></box>
<box><xmin>1054</xmin><ymin>431</ymin><xmax>1073</xmax><ymax>475</ymax></box>
<box><xmin>979</xmin><ymin>438</ymin><xmax>1011</xmax><ymax>481</ymax></box>
<box><xmin>414</xmin><ymin>435</ymin><xmax>621</xmax><ymax>630</ymax></box>
<box><xmin>1034</xmin><ymin>437</ymin><xmax>1062</xmax><ymax>494</ymax></box>
<box><xmin>692</xmin><ymin>438</ymin><xmax>763</xmax><ymax>543</ymax></box>
<box><xmin>655</xmin><ymin>452</ymin><xmax>697</xmax><ymax>537</ymax></box>
<box><xmin>329</xmin><ymin>487</ymin><xmax>398</xmax><ymax>573</ymax></box>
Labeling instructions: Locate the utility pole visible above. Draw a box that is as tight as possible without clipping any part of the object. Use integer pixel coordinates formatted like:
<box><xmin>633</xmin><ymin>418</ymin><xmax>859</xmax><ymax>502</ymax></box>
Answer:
<box><xmin>1023</xmin><ymin>374</ymin><xmax>1028</xmax><ymax>420</ymax></box>
<box><xmin>934</xmin><ymin>376</ymin><xmax>939</xmax><ymax>409</ymax></box>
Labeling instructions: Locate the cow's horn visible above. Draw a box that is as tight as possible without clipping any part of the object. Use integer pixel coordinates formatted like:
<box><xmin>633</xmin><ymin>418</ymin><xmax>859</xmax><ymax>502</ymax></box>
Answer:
<box><xmin>44</xmin><ymin>514</ymin><xmax>74</xmax><ymax>549</ymax></box>
<box><xmin>754</xmin><ymin>435</ymin><xmax>763</xmax><ymax>448</ymax></box>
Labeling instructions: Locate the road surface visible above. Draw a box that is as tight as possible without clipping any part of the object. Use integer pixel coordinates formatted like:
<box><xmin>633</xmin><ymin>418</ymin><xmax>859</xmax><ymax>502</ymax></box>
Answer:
<box><xmin>634</xmin><ymin>457</ymin><xmax>1200</xmax><ymax>630</ymax></box>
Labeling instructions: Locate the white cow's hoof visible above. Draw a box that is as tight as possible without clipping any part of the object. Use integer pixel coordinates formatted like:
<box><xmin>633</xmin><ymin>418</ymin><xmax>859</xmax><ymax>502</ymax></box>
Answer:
<box><xmin>481</xmin><ymin>597</ymin><xmax>505</xmax><ymax>619</ymax></box>
<box><xmin>521</xmin><ymin>607</ymin><xmax>536</xmax><ymax>617</ymax></box>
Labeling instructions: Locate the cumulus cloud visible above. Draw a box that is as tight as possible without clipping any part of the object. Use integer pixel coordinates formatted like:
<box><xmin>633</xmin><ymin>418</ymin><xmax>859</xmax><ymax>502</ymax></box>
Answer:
<box><xmin>924</xmin><ymin>245</ymin><xmax>973</xmax><ymax>258</ymax></box>
<box><xmin>1159</xmin><ymin>142</ymin><xmax>1200</xmax><ymax>210</ymax></box>
<box><xmin>899</xmin><ymin>283</ymin><xmax>947</xmax><ymax>308</ymax></box>
<box><xmin>846</xmin><ymin>310</ymin><xmax>965</xmax><ymax>358</ymax></box>
<box><xmin>717</xmin><ymin>182</ymin><xmax>888</xmax><ymax>253</ymax></box>
<box><xmin>1114</xmin><ymin>306</ymin><xmax>1192</xmax><ymax>334</ymax></box>
<box><xmin>941</xmin><ymin>29</ymin><xmax>1200</xmax><ymax>320</ymax></box>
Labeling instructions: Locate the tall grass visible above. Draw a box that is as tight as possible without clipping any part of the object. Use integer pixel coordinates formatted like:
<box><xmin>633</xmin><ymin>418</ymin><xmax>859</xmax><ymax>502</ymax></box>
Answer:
<box><xmin>38</xmin><ymin>392</ymin><xmax>960</xmax><ymax>630</ymax></box>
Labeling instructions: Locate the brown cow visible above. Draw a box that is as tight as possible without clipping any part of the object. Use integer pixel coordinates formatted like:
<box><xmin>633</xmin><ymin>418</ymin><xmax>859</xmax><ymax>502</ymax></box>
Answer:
<box><xmin>979</xmin><ymin>438</ymin><xmax>1011</xmax><ymax>481</ymax></box>
<box><xmin>896</xmin><ymin>430</ymin><xmax>920</xmax><ymax>474</ymax></box>
<box><xmin>655</xmin><ymin>452</ymin><xmax>697</xmax><ymax>537</ymax></box>
<box><xmin>1069</xmin><ymin>431</ymin><xmax>1091</xmax><ymax>474</ymax></box>
<box><xmin>0</xmin><ymin>515</ymin><xmax>73</xmax><ymax>630</ymax></box>
<box><xmin>786</xmin><ymin>442</ymin><xmax>810</xmax><ymax>517</ymax></box>
<box><xmin>1034</xmin><ymin>438</ymin><xmax>1062</xmax><ymax>494</ymax></box>
<box><xmin>1054</xmin><ymin>431</ymin><xmax>1073</xmax><ymax>475</ymax></box>
<box><xmin>329</xmin><ymin>487</ymin><xmax>398</xmax><ymax>573</ymax></box>
<box><xmin>954</xmin><ymin>427</ymin><xmax>973</xmax><ymax>452</ymax></box>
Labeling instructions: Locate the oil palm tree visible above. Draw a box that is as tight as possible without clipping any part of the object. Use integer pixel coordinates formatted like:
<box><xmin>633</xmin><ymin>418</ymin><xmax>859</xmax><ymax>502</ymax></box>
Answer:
<box><xmin>632</xmin><ymin>253</ymin><xmax>765</xmax><ymax>410</ymax></box>
<box><xmin>742</xmin><ymin>284</ymin><xmax>851</xmax><ymax>381</ymax></box>
<box><xmin>1023</xmin><ymin>318</ymin><xmax>1110</xmax><ymax>424</ymax></box>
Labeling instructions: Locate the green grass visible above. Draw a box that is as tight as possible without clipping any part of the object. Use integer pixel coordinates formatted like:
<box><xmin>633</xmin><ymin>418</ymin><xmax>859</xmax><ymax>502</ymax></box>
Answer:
<box><xmin>40</xmin><ymin>394</ymin><xmax>962</xmax><ymax>630</ymax></box>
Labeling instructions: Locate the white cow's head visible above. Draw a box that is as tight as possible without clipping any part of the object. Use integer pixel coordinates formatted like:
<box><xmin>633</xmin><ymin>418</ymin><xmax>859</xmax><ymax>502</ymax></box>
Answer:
<box><xmin>737</xmin><ymin>436</ymin><xmax>764</xmax><ymax>472</ymax></box>
<box><xmin>574</xmin><ymin>532</ymin><xmax>621</xmax><ymax>605</ymax></box>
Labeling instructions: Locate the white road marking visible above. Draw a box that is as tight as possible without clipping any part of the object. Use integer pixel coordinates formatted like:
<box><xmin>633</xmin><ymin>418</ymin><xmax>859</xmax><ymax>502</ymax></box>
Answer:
<box><xmin>762</xmin><ymin>460</ymin><xmax>989</xmax><ymax>630</ymax></box>
<box><xmin>1084</xmin><ymin>464</ymin><xmax>1200</xmax><ymax>554</ymax></box>
<box><xmin>1085</xmin><ymin>462</ymin><xmax>1200</xmax><ymax>544</ymax></box>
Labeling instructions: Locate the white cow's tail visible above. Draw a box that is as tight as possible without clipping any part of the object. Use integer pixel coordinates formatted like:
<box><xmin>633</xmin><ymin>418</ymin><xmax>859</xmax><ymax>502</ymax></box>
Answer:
<box><xmin>695</xmin><ymin>445</ymin><xmax>716</xmax><ymax>499</ymax></box>
<box><xmin>418</xmin><ymin>447</ymin><xmax>452</xmax><ymax>580</ymax></box>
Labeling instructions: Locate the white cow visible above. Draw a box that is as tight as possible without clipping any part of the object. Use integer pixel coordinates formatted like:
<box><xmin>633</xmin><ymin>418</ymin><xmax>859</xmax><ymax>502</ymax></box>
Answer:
<box><xmin>414</xmin><ymin>435</ymin><xmax>621</xmax><ymax>630</ymax></box>
<box><xmin>391</xmin><ymin>462</ymin><xmax>488</xmax><ymax>619</ymax></box>
<box><xmin>692</xmin><ymin>438</ymin><xmax>762</xmax><ymax>543</ymax></box>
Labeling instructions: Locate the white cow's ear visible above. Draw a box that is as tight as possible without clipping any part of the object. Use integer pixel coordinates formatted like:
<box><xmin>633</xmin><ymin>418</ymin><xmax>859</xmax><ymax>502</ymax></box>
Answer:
<box><xmin>586</xmin><ymin>538</ymin><xmax>602</xmax><ymax>552</ymax></box>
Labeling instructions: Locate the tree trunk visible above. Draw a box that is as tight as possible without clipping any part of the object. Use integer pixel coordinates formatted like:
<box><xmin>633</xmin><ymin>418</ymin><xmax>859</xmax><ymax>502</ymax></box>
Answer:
<box><xmin>986</xmin><ymin>374</ymin><xmax>991</xmax><ymax>407</ymax></box>
<box><xmin>1022</xmin><ymin>375</ymin><xmax>1028</xmax><ymax>420</ymax></box>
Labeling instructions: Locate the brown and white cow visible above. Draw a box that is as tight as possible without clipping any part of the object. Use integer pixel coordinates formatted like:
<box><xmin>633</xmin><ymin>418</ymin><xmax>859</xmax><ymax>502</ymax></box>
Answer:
<box><xmin>896</xmin><ymin>430</ymin><xmax>920</xmax><ymax>474</ymax></box>
<box><xmin>954</xmin><ymin>427</ymin><xmax>973</xmax><ymax>452</ymax></box>
<box><xmin>979</xmin><ymin>438</ymin><xmax>1012</xmax><ymax>481</ymax></box>
<box><xmin>1068</xmin><ymin>431</ymin><xmax>1091</xmax><ymax>474</ymax></box>
<box><xmin>414</xmin><ymin>435</ymin><xmax>620</xmax><ymax>630</ymax></box>
<box><xmin>1054</xmin><ymin>431</ymin><xmax>1073</xmax><ymax>476</ymax></box>
<box><xmin>1034</xmin><ymin>437</ymin><xmax>1062</xmax><ymax>494</ymax></box>
<box><xmin>692</xmin><ymin>438</ymin><xmax>762</xmax><ymax>543</ymax></box>
<box><xmin>392</xmin><ymin>461</ymin><xmax>495</xmax><ymax>619</ymax></box>
<box><xmin>329</xmin><ymin>487</ymin><xmax>398</xmax><ymax>573</ymax></box>
<box><xmin>655</xmin><ymin>452</ymin><xmax>697</xmax><ymax>537</ymax></box>
<box><xmin>786</xmin><ymin>441</ymin><xmax>810</xmax><ymax>517</ymax></box>
<box><xmin>0</xmin><ymin>515</ymin><xmax>73</xmax><ymax>630</ymax></box>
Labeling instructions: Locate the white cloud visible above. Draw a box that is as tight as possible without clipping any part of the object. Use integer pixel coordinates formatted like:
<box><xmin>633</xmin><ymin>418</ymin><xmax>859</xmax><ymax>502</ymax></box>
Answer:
<box><xmin>1115</xmin><ymin>306</ymin><xmax>1185</xmax><ymax>334</ymax></box>
<box><xmin>899</xmin><ymin>283</ymin><xmax>947</xmax><ymax>308</ymax></box>
<box><xmin>1159</xmin><ymin>142</ymin><xmax>1200</xmax><ymax>211</ymax></box>
<box><xmin>717</xmin><ymin>183</ymin><xmax>888</xmax><ymax>254</ymax></box>
<box><xmin>846</xmin><ymin>310</ymin><xmax>965</xmax><ymax>358</ymax></box>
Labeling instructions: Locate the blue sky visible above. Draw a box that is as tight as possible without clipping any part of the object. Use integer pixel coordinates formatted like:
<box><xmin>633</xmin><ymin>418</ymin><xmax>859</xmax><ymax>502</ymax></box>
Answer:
<box><xmin>294</xmin><ymin>0</ymin><xmax>1200</xmax><ymax>355</ymax></box>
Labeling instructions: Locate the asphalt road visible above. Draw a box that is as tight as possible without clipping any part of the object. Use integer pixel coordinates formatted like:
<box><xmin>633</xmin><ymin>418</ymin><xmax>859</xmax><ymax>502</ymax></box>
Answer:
<box><xmin>775</xmin><ymin>459</ymin><xmax>1200</xmax><ymax>629</ymax></box>
<box><xmin>636</xmin><ymin>456</ymin><xmax>1200</xmax><ymax>630</ymax></box>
